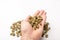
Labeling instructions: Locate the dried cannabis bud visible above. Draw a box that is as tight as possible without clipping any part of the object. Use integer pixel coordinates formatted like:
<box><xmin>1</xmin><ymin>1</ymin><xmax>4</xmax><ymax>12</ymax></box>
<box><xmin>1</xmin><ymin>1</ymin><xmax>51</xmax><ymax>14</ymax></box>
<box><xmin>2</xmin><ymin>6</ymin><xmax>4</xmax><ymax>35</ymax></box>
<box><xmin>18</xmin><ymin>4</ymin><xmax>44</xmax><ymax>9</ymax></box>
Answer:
<box><xmin>10</xmin><ymin>16</ymin><xmax>50</xmax><ymax>38</ymax></box>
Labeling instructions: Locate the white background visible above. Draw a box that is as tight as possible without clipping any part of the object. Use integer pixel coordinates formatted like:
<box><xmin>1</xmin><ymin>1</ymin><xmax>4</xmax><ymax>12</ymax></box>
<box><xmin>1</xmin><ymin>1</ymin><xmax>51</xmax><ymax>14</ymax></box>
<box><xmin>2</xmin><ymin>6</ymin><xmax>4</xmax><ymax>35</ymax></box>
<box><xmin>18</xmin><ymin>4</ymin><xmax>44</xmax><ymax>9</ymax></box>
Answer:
<box><xmin>0</xmin><ymin>0</ymin><xmax>60</xmax><ymax>40</ymax></box>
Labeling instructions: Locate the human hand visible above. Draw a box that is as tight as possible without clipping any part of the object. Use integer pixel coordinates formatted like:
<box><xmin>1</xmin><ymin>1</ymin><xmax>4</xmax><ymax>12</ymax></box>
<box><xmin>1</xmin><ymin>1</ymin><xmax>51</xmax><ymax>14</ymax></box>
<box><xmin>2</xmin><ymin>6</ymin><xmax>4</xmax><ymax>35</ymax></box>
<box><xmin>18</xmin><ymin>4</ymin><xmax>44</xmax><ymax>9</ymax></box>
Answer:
<box><xmin>21</xmin><ymin>10</ymin><xmax>46</xmax><ymax>40</ymax></box>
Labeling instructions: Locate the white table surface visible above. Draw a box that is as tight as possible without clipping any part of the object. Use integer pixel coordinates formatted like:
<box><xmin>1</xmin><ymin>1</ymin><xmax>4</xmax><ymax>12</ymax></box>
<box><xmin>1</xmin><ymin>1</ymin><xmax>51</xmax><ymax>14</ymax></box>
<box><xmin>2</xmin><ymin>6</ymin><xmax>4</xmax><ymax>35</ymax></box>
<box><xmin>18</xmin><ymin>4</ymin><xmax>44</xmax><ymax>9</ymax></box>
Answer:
<box><xmin>0</xmin><ymin>0</ymin><xmax>60</xmax><ymax>40</ymax></box>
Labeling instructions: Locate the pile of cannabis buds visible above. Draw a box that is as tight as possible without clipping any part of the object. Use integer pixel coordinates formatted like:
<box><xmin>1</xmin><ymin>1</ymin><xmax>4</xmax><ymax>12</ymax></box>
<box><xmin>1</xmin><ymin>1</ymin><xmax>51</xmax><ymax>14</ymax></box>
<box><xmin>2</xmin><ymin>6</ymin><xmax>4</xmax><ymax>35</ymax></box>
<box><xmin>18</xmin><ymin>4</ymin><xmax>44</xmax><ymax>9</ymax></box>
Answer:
<box><xmin>10</xmin><ymin>16</ymin><xmax>50</xmax><ymax>38</ymax></box>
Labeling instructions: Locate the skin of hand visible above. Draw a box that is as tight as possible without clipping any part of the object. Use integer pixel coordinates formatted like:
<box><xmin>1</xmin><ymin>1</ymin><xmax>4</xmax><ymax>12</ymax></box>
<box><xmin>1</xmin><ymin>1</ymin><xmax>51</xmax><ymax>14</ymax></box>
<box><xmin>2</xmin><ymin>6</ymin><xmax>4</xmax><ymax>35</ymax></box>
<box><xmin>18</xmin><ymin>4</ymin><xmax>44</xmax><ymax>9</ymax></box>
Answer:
<box><xmin>21</xmin><ymin>10</ymin><xmax>46</xmax><ymax>40</ymax></box>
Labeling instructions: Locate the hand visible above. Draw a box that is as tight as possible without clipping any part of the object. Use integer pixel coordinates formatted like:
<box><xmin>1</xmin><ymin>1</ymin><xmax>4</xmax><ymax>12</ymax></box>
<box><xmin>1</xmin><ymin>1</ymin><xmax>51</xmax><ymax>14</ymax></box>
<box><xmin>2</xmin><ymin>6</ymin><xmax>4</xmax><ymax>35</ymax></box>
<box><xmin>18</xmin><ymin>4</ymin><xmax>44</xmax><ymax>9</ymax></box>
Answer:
<box><xmin>21</xmin><ymin>10</ymin><xmax>46</xmax><ymax>40</ymax></box>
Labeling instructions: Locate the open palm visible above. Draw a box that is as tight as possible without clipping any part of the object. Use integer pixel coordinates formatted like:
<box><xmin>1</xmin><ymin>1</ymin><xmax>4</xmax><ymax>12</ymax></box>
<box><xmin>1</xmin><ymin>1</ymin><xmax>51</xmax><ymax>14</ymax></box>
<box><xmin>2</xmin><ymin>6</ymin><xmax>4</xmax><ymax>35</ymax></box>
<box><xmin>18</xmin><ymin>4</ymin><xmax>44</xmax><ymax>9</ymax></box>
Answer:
<box><xmin>21</xmin><ymin>10</ymin><xmax>46</xmax><ymax>40</ymax></box>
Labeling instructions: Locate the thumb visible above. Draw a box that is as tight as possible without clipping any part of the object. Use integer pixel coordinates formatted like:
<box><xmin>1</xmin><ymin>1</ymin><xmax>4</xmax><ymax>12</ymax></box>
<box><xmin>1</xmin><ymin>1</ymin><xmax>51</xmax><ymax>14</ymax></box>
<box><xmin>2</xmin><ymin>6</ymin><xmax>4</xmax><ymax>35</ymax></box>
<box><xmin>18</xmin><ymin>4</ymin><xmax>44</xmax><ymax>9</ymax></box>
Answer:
<box><xmin>21</xmin><ymin>20</ymin><xmax>33</xmax><ymax>35</ymax></box>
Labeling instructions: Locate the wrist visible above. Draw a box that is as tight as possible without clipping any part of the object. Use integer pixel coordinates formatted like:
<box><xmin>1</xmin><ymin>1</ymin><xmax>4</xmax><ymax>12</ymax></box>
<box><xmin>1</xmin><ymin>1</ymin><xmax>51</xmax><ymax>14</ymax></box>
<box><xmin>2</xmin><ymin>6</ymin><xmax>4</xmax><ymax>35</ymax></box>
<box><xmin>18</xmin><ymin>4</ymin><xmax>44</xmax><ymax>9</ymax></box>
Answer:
<box><xmin>21</xmin><ymin>34</ymin><xmax>33</xmax><ymax>40</ymax></box>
